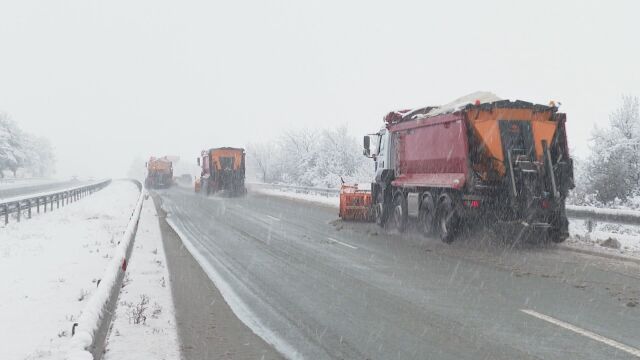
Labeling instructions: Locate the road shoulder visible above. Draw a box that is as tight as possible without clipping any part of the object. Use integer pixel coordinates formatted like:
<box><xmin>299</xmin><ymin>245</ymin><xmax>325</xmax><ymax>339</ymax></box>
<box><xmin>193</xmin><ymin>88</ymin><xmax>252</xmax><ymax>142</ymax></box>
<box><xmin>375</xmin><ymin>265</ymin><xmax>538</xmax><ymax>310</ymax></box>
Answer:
<box><xmin>151</xmin><ymin>193</ymin><xmax>284</xmax><ymax>360</ymax></box>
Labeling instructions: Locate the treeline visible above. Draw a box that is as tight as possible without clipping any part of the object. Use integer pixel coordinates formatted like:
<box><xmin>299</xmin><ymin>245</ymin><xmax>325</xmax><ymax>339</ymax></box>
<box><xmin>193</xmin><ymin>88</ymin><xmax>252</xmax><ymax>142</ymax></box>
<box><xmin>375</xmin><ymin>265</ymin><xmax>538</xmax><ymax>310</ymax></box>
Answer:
<box><xmin>247</xmin><ymin>126</ymin><xmax>373</xmax><ymax>188</ymax></box>
<box><xmin>0</xmin><ymin>112</ymin><xmax>55</xmax><ymax>178</ymax></box>
<box><xmin>571</xmin><ymin>95</ymin><xmax>640</xmax><ymax>209</ymax></box>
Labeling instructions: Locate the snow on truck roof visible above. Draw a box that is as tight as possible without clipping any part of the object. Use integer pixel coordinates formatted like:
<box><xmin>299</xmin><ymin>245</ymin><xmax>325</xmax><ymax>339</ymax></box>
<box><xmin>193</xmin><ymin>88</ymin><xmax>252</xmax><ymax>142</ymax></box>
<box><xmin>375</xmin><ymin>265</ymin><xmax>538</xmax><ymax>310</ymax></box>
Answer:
<box><xmin>208</xmin><ymin>147</ymin><xmax>245</xmax><ymax>152</ymax></box>
<box><xmin>385</xmin><ymin>91</ymin><xmax>560</xmax><ymax>124</ymax></box>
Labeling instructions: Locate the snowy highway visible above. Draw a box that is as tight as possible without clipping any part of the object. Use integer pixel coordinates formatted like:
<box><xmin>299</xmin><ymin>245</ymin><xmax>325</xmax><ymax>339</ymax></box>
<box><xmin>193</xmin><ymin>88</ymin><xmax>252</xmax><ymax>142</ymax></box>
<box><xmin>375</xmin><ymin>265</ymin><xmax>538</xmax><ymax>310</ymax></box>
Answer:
<box><xmin>156</xmin><ymin>187</ymin><xmax>640</xmax><ymax>360</ymax></box>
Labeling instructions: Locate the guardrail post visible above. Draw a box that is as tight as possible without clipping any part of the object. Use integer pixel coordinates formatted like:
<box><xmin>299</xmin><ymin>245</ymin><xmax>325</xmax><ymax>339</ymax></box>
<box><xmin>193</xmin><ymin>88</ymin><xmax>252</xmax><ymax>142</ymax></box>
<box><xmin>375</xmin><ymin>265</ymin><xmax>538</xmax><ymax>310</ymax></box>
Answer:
<box><xmin>586</xmin><ymin>219</ymin><xmax>594</xmax><ymax>233</ymax></box>
<box><xmin>56</xmin><ymin>194</ymin><xmax>60</xmax><ymax>209</ymax></box>
<box><xmin>4</xmin><ymin>204</ymin><xmax>8</xmax><ymax>225</ymax></box>
<box><xmin>28</xmin><ymin>200</ymin><xmax>31</xmax><ymax>219</ymax></box>
<box><xmin>50</xmin><ymin>197</ymin><xmax>53</xmax><ymax>211</ymax></box>
<box><xmin>16</xmin><ymin>202</ymin><xmax>20</xmax><ymax>222</ymax></box>
<box><xmin>36</xmin><ymin>198</ymin><xmax>40</xmax><ymax>213</ymax></box>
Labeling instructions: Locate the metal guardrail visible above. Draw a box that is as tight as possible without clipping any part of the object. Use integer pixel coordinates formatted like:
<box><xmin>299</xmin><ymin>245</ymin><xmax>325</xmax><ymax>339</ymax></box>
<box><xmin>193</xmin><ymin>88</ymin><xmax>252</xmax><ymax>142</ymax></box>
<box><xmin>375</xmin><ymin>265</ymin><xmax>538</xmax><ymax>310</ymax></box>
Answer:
<box><xmin>68</xmin><ymin>180</ymin><xmax>144</xmax><ymax>360</ymax></box>
<box><xmin>0</xmin><ymin>179</ymin><xmax>112</xmax><ymax>225</ymax></box>
<box><xmin>247</xmin><ymin>182</ymin><xmax>340</xmax><ymax>197</ymax></box>
<box><xmin>566</xmin><ymin>205</ymin><xmax>640</xmax><ymax>227</ymax></box>
<box><xmin>248</xmin><ymin>182</ymin><xmax>640</xmax><ymax>227</ymax></box>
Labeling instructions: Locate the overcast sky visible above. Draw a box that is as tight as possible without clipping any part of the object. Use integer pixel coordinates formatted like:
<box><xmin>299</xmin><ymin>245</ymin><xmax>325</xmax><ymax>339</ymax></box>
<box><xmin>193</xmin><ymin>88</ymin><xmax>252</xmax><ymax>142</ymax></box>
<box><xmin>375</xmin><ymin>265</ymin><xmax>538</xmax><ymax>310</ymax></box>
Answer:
<box><xmin>1</xmin><ymin>0</ymin><xmax>639</xmax><ymax>178</ymax></box>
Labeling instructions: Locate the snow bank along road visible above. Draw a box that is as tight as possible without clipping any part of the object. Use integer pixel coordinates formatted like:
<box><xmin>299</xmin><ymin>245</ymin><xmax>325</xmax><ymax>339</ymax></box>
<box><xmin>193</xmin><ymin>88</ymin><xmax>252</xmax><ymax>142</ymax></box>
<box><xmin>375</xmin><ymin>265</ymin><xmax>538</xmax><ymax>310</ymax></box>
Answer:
<box><xmin>157</xmin><ymin>186</ymin><xmax>640</xmax><ymax>360</ymax></box>
<box><xmin>0</xmin><ymin>180</ymin><xmax>139</xmax><ymax>359</ymax></box>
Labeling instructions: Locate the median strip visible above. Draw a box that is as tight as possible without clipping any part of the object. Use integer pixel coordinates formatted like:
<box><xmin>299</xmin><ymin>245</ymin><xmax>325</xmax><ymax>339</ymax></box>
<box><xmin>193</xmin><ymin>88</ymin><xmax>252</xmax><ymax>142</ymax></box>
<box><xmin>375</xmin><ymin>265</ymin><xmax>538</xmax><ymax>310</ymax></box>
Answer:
<box><xmin>520</xmin><ymin>309</ymin><xmax>640</xmax><ymax>358</ymax></box>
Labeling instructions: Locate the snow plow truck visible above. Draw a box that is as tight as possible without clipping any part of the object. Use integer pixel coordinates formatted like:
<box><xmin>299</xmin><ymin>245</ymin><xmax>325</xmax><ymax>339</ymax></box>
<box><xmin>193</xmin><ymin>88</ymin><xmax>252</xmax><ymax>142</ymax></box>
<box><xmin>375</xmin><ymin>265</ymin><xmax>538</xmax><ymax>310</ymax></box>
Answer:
<box><xmin>345</xmin><ymin>92</ymin><xmax>574</xmax><ymax>243</ymax></box>
<box><xmin>195</xmin><ymin>147</ymin><xmax>246</xmax><ymax>196</ymax></box>
<box><xmin>145</xmin><ymin>156</ymin><xmax>174</xmax><ymax>189</ymax></box>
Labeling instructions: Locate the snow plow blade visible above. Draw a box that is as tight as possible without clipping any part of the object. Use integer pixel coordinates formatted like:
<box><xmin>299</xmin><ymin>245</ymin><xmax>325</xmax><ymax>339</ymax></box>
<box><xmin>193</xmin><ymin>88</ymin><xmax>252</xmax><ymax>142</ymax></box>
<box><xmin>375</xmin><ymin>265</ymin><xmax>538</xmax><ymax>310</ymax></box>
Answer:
<box><xmin>339</xmin><ymin>184</ymin><xmax>373</xmax><ymax>221</ymax></box>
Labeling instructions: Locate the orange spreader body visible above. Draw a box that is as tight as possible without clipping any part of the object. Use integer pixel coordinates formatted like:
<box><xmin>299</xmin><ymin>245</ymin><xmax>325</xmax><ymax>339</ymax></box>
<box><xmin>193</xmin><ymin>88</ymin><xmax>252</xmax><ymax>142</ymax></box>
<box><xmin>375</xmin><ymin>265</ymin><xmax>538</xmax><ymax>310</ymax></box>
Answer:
<box><xmin>339</xmin><ymin>184</ymin><xmax>373</xmax><ymax>221</ymax></box>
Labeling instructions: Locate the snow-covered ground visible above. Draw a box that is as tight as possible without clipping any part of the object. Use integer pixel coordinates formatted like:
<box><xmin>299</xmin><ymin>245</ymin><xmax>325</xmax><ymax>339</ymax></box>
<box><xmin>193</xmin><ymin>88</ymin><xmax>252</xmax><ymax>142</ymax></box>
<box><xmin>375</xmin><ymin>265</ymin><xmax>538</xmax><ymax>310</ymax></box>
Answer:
<box><xmin>0</xmin><ymin>178</ymin><xmax>57</xmax><ymax>189</ymax></box>
<box><xmin>250</xmin><ymin>186</ymin><xmax>339</xmax><ymax>207</ymax></box>
<box><xmin>104</xmin><ymin>197</ymin><xmax>180</xmax><ymax>360</ymax></box>
<box><xmin>0</xmin><ymin>181</ymin><xmax>138</xmax><ymax>359</ymax></box>
<box><xmin>567</xmin><ymin>219</ymin><xmax>640</xmax><ymax>257</ymax></box>
<box><xmin>252</xmin><ymin>186</ymin><xmax>640</xmax><ymax>258</ymax></box>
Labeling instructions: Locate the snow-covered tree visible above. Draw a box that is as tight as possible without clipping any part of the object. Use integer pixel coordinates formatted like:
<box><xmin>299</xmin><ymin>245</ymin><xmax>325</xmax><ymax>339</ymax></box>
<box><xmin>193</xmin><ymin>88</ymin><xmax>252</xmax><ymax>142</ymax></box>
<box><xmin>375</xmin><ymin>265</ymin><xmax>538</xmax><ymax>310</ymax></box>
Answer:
<box><xmin>246</xmin><ymin>142</ymin><xmax>277</xmax><ymax>183</ymax></box>
<box><xmin>585</xmin><ymin>95</ymin><xmax>640</xmax><ymax>203</ymax></box>
<box><xmin>0</xmin><ymin>112</ymin><xmax>25</xmax><ymax>177</ymax></box>
<box><xmin>247</xmin><ymin>126</ymin><xmax>373</xmax><ymax>188</ymax></box>
<box><xmin>0</xmin><ymin>112</ymin><xmax>55</xmax><ymax>178</ymax></box>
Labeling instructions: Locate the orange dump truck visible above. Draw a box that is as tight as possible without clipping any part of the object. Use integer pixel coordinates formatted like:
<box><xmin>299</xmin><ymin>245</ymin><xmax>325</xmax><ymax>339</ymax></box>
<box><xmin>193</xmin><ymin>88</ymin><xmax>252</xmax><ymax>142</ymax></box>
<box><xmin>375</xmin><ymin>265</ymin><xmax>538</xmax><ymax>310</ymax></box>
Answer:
<box><xmin>145</xmin><ymin>156</ymin><xmax>173</xmax><ymax>189</ymax></box>
<box><xmin>196</xmin><ymin>147</ymin><xmax>246</xmax><ymax>196</ymax></box>
<box><xmin>349</xmin><ymin>93</ymin><xmax>574</xmax><ymax>243</ymax></box>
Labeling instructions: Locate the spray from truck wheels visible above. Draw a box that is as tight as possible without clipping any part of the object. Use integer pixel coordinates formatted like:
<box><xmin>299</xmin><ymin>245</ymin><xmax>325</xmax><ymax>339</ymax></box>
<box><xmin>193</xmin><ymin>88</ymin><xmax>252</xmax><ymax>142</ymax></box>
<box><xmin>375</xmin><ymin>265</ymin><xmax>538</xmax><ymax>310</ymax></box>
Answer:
<box><xmin>341</xmin><ymin>91</ymin><xmax>575</xmax><ymax>244</ymax></box>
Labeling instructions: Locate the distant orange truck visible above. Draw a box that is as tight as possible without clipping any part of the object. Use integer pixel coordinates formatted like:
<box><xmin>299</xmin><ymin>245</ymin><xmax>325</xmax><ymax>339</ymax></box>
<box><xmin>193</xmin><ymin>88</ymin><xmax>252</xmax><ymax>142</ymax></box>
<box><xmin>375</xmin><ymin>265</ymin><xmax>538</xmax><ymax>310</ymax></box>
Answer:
<box><xmin>145</xmin><ymin>156</ymin><xmax>173</xmax><ymax>189</ymax></box>
<box><xmin>196</xmin><ymin>147</ymin><xmax>246</xmax><ymax>196</ymax></box>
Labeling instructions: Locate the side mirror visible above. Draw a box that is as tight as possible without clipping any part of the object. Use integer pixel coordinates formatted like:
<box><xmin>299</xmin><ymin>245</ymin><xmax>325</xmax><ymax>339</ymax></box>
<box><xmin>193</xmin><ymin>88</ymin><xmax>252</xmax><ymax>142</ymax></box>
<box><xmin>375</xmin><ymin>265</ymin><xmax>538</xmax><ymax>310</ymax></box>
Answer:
<box><xmin>197</xmin><ymin>158</ymin><xmax>200</xmax><ymax>166</ymax></box>
<box><xmin>363</xmin><ymin>136</ymin><xmax>371</xmax><ymax>157</ymax></box>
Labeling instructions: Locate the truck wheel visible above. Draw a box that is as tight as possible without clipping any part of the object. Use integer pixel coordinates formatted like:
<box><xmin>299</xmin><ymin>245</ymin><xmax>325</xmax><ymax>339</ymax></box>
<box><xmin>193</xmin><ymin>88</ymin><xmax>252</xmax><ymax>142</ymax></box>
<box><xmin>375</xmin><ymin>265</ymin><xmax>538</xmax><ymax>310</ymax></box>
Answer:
<box><xmin>418</xmin><ymin>193</ymin><xmax>435</xmax><ymax>236</ymax></box>
<box><xmin>201</xmin><ymin>180</ymin><xmax>209</xmax><ymax>196</ymax></box>
<box><xmin>391</xmin><ymin>191</ymin><xmax>408</xmax><ymax>233</ymax></box>
<box><xmin>375</xmin><ymin>191</ymin><xmax>388</xmax><ymax>227</ymax></box>
<box><xmin>547</xmin><ymin>227</ymin><xmax>568</xmax><ymax>243</ymax></box>
<box><xmin>437</xmin><ymin>194</ymin><xmax>458</xmax><ymax>244</ymax></box>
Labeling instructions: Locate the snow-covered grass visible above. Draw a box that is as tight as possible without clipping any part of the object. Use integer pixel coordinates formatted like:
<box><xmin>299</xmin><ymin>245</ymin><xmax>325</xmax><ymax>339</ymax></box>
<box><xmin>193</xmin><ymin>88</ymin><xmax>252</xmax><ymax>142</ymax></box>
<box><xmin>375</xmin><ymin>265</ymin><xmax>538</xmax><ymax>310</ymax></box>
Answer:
<box><xmin>0</xmin><ymin>178</ymin><xmax>57</xmax><ymax>189</ymax></box>
<box><xmin>251</xmin><ymin>186</ymin><xmax>339</xmax><ymax>207</ymax></box>
<box><xmin>104</xmin><ymin>198</ymin><xmax>179</xmax><ymax>360</ymax></box>
<box><xmin>0</xmin><ymin>181</ymin><xmax>139</xmax><ymax>360</ymax></box>
<box><xmin>568</xmin><ymin>219</ymin><xmax>640</xmax><ymax>257</ymax></box>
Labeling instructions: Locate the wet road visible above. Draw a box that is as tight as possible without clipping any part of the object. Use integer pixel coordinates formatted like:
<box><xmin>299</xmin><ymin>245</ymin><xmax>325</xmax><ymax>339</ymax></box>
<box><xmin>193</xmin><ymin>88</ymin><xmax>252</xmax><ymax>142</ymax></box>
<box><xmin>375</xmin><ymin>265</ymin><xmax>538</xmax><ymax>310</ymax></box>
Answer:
<box><xmin>157</xmin><ymin>187</ymin><xmax>640</xmax><ymax>360</ymax></box>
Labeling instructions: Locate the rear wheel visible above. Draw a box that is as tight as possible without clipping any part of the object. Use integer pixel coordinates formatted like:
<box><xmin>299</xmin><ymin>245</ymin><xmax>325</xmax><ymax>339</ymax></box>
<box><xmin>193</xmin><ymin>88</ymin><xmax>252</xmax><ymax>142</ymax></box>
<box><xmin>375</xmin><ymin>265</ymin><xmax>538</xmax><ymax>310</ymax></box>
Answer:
<box><xmin>374</xmin><ymin>190</ymin><xmax>389</xmax><ymax>227</ymax></box>
<box><xmin>547</xmin><ymin>225</ymin><xmax>569</xmax><ymax>243</ymax></box>
<box><xmin>418</xmin><ymin>192</ymin><xmax>436</xmax><ymax>236</ymax></box>
<box><xmin>548</xmin><ymin>210</ymin><xmax>569</xmax><ymax>243</ymax></box>
<box><xmin>437</xmin><ymin>194</ymin><xmax>459</xmax><ymax>244</ymax></box>
<box><xmin>391</xmin><ymin>191</ymin><xmax>408</xmax><ymax>232</ymax></box>
<box><xmin>201</xmin><ymin>180</ymin><xmax>209</xmax><ymax>196</ymax></box>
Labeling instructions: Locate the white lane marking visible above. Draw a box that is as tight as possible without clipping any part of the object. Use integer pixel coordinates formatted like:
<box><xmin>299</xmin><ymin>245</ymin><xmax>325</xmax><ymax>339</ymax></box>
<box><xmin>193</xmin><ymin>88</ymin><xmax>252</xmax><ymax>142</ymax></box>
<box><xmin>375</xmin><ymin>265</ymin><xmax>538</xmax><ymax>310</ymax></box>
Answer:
<box><xmin>521</xmin><ymin>309</ymin><xmax>640</xmax><ymax>358</ymax></box>
<box><xmin>327</xmin><ymin>237</ymin><xmax>358</xmax><ymax>249</ymax></box>
<box><xmin>165</xmin><ymin>217</ymin><xmax>304</xmax><ymax>360</ymax></box>
<box><xmin>266</xmin><ymin>215</ymin><xmax>280</xmax><ymax>221</ymax></box>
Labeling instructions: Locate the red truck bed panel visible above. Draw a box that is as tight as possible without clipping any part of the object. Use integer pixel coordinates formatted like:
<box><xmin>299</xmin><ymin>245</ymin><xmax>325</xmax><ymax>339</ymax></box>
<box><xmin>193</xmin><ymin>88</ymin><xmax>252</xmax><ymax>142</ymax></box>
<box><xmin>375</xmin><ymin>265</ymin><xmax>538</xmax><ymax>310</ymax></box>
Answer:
<box><xmin>391</xmin><ymin>113</ymin><xmax>469</xmax><ymax>189</ymax></box>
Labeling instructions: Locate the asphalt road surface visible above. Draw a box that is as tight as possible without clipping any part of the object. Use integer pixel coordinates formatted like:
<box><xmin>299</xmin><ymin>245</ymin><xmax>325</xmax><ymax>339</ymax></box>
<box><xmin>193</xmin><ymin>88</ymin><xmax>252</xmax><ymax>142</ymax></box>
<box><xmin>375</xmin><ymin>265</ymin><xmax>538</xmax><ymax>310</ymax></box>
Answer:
<box><xmin>157</xmin><ymin>186</ymin><xmax>640</xmax><ymax>360</ymax></box>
